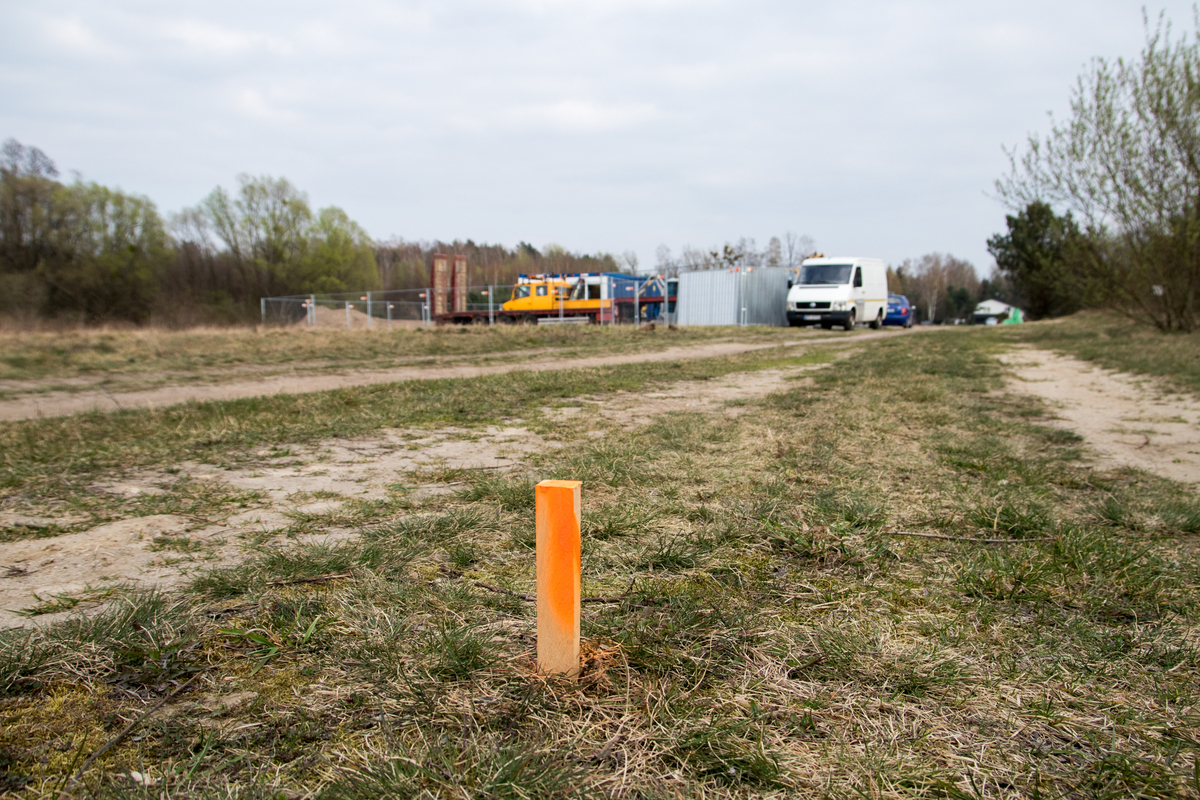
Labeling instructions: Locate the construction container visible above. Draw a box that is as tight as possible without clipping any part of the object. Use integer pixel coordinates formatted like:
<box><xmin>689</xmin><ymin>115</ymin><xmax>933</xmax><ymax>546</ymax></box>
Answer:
<box><xmin>676</xmin><ymin>267</ymin><xmax>789</xmax><ymax>326</ymax></box>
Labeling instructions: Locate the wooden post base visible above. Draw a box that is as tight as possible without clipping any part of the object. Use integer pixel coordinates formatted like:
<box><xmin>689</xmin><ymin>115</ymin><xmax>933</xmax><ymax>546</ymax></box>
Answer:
<box><xmin>536</xmin><ymin>480</ymin><xmax>582</xmax><ymax>677</ymax></box>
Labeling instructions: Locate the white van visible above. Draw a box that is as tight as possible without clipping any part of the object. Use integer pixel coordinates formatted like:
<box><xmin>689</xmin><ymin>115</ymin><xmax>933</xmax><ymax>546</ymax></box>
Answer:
<box><xmin>786</xmin><ymin>256</ymin><xmax>889</xmax><ymax>330</ymax></box>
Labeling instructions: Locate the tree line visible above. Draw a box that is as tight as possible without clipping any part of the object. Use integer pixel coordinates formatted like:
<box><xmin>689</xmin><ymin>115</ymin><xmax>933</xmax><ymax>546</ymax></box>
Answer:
<box><xmin>888</xmin><ymin>254</ymin><xmax>1008</xmax><ymax>324</ymax></box>
<box><xmin>653</xmin><ymin>234</ymin><xmax>817</xmax><ymax>275</ymax></box>
<box><xmin>373</xmin><ymin>240</ymin><xmax>623</xmax><ymax>296</ymax></box>
<box><xmin>992</xmin><ymin>9</ymin><xmax>1200</xmax><ymax>331</ymax></box>
<box><xmin>0</xmin><ymin>144</ymin><xmax>627</xmax><ymax>326</ymax></box>
<box><xmin>0</xmin><ymin>138</ymin><xmax>1005</xmax><ymax>328</ymax></box>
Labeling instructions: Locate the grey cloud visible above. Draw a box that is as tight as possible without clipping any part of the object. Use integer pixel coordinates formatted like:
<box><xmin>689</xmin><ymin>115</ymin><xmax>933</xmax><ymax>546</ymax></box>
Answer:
<box><xmin>2</xmin><ymin>0</ymin><xmax>1195</xmax><ymax>273</ymax></box>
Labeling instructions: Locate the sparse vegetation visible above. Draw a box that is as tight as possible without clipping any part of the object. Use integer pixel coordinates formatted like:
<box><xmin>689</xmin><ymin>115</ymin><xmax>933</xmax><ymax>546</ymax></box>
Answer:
<box><xmin>0</xmin><ymin>341</ymin><xmax>835</xmax><ymax>542</ymax></box>
<box><xmin>0</xmin><ymin>327</ymin><xmax>1195</xmax><ymax>797</ymax></box>
<box><xmin>997</xmin><ymin>11</ymin><xmax>1200</xmax><ymax>331</ymax></box>
<box><xmin>0</xmin><ymin>321</ymin><xmax>816</xmax><ymax>391</ymax></box>
<box><xmin>1007</xmin><ymin>311</ymin><xmax>1200</xmax><ymax>396</ymax></box>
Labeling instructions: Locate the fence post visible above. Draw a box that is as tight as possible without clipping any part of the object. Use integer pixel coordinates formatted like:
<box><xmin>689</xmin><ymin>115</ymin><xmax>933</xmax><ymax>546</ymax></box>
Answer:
<box><xmin>309</xmin><ymin>294</ymin><xmax>316</xmax><ymax>326</ymax></box>
<box><xmin>387</xmin><ymin>303</ymin><xmax>393</xmax><ymax>331</ymax></box>
<box><xmin>260</xmin><ymin>298</ymin><xmax>266</xmax><ymax>326</ymax></box>
<box><xmin>738</xmin><ymin>269</ymin><xmax>744</xmax><ymax>326</ymax></box>
<box><xmin>367</xmin><ymin>292</ymin><xmax>372</xmax><ymax>329</ymax></box>
<box><xmin>345</xmin><ymin>302</ymin><xmax>351</xmax><ymax>330</ymax></box>
<box><xmin>536</xmin><ymin>479</ymin><xmax>582</xmax><ymax>678</ymax></box>
<box><xmin>603</xmin><ymin>276</ymin><xmax>609</xmax><ymax>326</ymax></box>
<box><xmin>488</xmin><ymin>285</ymin><xmax>494</xmax><ymax>325</ymax></box>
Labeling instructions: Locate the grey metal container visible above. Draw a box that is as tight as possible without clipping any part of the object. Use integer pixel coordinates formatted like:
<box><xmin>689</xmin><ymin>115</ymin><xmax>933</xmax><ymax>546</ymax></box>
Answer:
<box><xmin>676</xmin><ymin>267</ymin><xmax>789</xmax><ymax>327</ymax></box>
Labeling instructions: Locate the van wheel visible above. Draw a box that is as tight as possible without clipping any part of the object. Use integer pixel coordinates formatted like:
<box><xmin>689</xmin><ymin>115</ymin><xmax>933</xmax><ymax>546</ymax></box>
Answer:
<box><xmin>870</xmin><ymin>310</ymin><xmax>882</xmax><ymax>330</ymax></box>
<box><xmin>843</xmin><ymin>310</ymin><xmax>856</xmax><ymax>331</ymax></box>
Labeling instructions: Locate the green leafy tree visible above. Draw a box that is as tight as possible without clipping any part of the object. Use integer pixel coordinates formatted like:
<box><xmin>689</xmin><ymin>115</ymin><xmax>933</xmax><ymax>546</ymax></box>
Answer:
<box><xmin>298</xmin><ymin>207</ymin><xmax>380</xmax><ymax>294</ymax></box>
<box><xmin>1</xmin><ymin>140</ymin><xmax>171</xmax><ymax>321</ymax></box>
<box><xmin>195</xmin><ymin>175</ymin><xmax>379</xmax><ymax>297</ymax></box>
<box><xmin>199</xmin><ymin>174</ymin><xmax>312</xmax><ymax>296</ymax></box>
<box><xmin>987</xmin><ymin>201</ymin><xmax>1084</xmax><ymax>319</ymax></box>
<box><xmin>894</xmin><ymin>253</ymin><xmax>978</xmax><ymax>322</ymax></box>
<box><xmin>1</xmin><ymin>140</ymin><xmax>63</xmax><ymax>314</ymax></box>
<box><xmin>997</xmin><ymin>11</ymin><xmax>1200</xmax><ymax>331</ymax></box>
<box><xmin>43</xmin><ymin>182</ymin><xmax>172</xmax><ymax>321</ymax></box>
<box><xmin>944</xmin><ymin>285</ymin><xmax>974</xmax><ymax>321</ymax></box>
<box><xmin>0</xmin><ymin>139</ymin><xmax>60</xmax><ymax>276</ymax></box>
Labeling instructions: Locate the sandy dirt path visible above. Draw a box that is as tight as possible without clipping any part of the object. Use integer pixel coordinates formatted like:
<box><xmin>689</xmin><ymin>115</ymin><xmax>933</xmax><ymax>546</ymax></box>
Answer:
<box><xmin>0</xmin><ymin>363</ymin><xmax>825</xmax><ymax>628</ymax></box>
<box><xmin>0</xmin><ymin>329</ymin><xmax>908</xmax><ymax>422</ymax></box>
<box><xmin>1002</xmin><ymin>346</ymin><xmax>1200</xmax><ymax>485</ymax></box>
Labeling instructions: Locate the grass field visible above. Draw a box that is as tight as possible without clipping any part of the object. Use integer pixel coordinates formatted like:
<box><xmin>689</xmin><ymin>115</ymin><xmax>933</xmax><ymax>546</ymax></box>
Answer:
<box><xmin>0</xmin><ymin>345</ymin><xmax>836</xmax><ymax>543</ymax></box>
<box><xmin>0</xmin><ymin>323</ymin><xmax>1197</xmax><ymax>798</ymax></box>
<box><xmin>0</xmin><ymin>323</ymin><xmax>815</xmax><ymax>393</ymax></box>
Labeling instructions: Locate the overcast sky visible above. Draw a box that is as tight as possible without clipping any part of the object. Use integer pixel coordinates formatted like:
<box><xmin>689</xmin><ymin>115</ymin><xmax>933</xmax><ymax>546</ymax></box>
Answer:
<box><xmin>2</xmin><ymin>1</ymin><xmax>1194</xmax><ymax>275</ymax></box>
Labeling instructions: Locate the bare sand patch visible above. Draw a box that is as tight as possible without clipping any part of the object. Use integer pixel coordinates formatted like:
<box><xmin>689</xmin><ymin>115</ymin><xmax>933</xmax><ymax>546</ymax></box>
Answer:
<box><xmin>180</xmin><ymin>425</ymin><xmax>551</xmax><ymax>503</ymax></box>
<box><xmin>543</xmin><ymin>362</ymin><xmax>836</xmax><ymax>426</ymax></box>
<box><xmin>0</xmin><ymin>425</ymin><xmax>552</xmax><ymax>629</ymax></box>
<box><xmin>306</xmin><ymin>304</ymin><xmax>378</xmax><ymax>330</ymax></box>
<box><xmin>295</xmin><ymin>304</ymin><xmax>423</xmax><ymax>330</ymax></box>
<box><xmin>0</xmin><ymin>514</ymin><xmax>222</xmax><ymax>628</ymax></box>
<box><xmin>0</xmin><ymin>361</ymin><xmax>825</xmax><ymax>629</ymax></box>
<box><xmin>1001</xmin><ymin>346</ymin><xmax>1200</xmax><ymax>485</ymax></box>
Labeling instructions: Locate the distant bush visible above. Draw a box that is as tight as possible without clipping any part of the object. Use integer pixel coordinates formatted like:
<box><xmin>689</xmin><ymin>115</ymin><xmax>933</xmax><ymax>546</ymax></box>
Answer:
<box><xmin>2</xmin><ymin>140</ymin><xmax>625</xmax><ymax>326</ymax></box>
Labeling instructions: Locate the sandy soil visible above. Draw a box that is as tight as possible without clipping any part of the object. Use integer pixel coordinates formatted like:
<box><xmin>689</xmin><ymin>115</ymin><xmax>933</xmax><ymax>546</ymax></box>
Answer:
<box><xmin>0</xmin><ymin>330</ymin><xmax>904</xmax><ymax>421</ymax></box>
<box><xmin>0</xmin><ymin>363</ymin><xmax>824</xmax><ymax>628</ymax></box>
<box><xmin>300</xmin><ymin>304</ymin><xmax>426</xmax><ymax>330</ymax></box>
<box><xmin>1001</xmin><ymin>346</ymin><xmax>1200</xmax><ymax>485</ymax></box>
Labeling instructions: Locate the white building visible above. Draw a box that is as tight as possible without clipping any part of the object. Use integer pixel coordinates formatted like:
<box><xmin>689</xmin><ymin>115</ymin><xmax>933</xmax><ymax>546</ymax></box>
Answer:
<box><xmin>973</xmin><ymin>299</ymin><xmax>1025</xmax><ymax>325</ymax></box>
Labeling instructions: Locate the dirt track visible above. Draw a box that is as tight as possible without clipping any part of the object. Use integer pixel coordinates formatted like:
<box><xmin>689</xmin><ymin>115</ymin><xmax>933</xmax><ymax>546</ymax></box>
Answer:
<box><xmin>0</xmin><ymin>330</ymin><xmax>906</xmax><ymax>421</ymax></box>
<box><xmin>1002</xmin><ymin>346</ymin><xmax>1200</xmax><ymax>485</ymax></box>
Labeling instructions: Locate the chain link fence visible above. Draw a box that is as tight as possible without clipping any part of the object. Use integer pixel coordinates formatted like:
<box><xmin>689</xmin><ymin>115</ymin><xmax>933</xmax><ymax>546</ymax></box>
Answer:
<box><xmin>260</xmin><ymin>286</ymin><xmax>520</xmax><ymax>329</ymax></box>
<box><xmin>261</xmin><ymin>279</ymin><xmax>676</xmax><ymax>329</ymax></box>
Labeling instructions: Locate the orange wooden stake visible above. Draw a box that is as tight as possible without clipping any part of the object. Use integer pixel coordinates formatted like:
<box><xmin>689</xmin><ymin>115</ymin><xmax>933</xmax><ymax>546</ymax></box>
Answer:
<box><xmin>536</xmin><ymin>479</ymin><xmax>582</xmax><ymax>678</ymax></box>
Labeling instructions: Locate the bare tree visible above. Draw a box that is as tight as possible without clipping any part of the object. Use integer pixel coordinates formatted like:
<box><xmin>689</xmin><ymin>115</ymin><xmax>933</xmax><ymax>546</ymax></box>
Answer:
<box><xmin>765</xmin><ymin>236</ymin><xmax>783</xmax><ymax>267</ymax></box>
<box><xmin>679</xmin><ymin>245</ymin><xmax>711</xmax><ymax>271</ymax></box>
<box><xmin>621</xmin><ymin>250</ymin><xmax>639</xmax><ymax>274</ymax></box>
<box><xmin>901</xmin><ymin>253</ymin><xmax>979</xmax><ymax>322</ymax></box>
<box><xmin>655</xmin><ymin>244</ymin><xmax>678</xmax><ymax>277</ymax></box>
<box><xmin>736</xmin><ymin>237</ymin><xmax>760</xmax><ymax>266</ymax></box>
<box><xmin>784</xmin><ymin>232</ymin><xmax>816</xmax><ymax>268</ymax></box>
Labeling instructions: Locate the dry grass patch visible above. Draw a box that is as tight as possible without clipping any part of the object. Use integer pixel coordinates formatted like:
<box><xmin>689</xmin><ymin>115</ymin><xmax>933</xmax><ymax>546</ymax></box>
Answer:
<box><xmin>0</xmin><ymin>323</ymin><xmax>812</xmax><ymax>389</ymax></box>
<box><xmin>0</xmin><ymin>332</ymin><xmax>1196</xmax><ymax>797</ymax></box>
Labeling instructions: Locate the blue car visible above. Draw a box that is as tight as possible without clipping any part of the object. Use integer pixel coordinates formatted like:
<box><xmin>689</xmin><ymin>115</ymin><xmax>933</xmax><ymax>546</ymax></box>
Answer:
<box><xmin>885</xmin><ymin>294</ymin><xmax>914</xmax><ymax>327</ymax></box>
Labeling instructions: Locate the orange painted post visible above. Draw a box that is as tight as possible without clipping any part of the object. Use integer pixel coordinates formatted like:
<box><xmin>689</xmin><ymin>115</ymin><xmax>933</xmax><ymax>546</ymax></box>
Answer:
<box><xmin>536</xmin><ymin>479</ymin><xmax>582</xmax><ymax>678</ymax></box>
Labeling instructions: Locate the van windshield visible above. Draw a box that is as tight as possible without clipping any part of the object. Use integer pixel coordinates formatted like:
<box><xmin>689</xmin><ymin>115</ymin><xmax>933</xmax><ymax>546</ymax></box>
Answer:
<box><xmin>797</xmin><ymin>264</ymin><xmax>853</xmax><ymax>285</ymax></box>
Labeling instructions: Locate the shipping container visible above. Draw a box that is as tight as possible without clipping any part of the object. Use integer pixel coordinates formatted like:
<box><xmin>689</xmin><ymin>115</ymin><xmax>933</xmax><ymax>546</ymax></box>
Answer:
<box><xmin>676</xmin><ymin>267</ymin><xmax>789</xmax><ymax>327</ymax></box>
